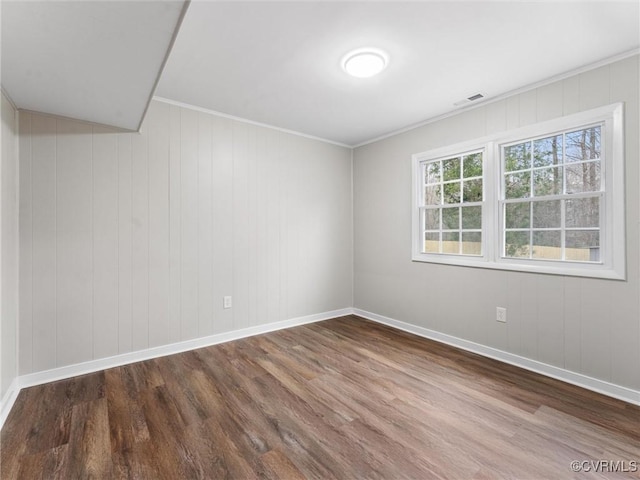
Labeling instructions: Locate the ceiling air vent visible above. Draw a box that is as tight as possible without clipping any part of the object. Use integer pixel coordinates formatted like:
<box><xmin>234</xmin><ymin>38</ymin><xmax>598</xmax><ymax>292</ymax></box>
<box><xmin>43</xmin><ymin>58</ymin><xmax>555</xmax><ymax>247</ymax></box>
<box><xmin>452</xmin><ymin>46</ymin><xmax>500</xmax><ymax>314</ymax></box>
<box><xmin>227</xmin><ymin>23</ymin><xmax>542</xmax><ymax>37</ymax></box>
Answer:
<box><xmin>453</xmin><ymin>93</ymin><xmax>485</xmax><ymax>107</ymax></box>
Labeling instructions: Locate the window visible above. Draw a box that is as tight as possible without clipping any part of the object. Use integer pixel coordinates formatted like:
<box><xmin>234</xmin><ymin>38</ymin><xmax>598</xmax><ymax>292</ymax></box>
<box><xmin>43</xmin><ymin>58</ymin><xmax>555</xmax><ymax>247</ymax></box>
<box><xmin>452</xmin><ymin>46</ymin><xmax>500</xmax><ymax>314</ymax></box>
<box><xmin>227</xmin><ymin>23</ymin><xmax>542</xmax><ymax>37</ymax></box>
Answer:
<box><xmin>421</xmin><ymin>150</ymin><xmax>484</xmax><ymax>256</ymax></box>
<box><xmin>412</xmin><ymin>103</ymin><xmax>625</xmax><ymax>280</ymax></box>
<box><xmin>501</xmin><ymin>126</ymin><xmax>602</xmax><ymax>262</ymax></box>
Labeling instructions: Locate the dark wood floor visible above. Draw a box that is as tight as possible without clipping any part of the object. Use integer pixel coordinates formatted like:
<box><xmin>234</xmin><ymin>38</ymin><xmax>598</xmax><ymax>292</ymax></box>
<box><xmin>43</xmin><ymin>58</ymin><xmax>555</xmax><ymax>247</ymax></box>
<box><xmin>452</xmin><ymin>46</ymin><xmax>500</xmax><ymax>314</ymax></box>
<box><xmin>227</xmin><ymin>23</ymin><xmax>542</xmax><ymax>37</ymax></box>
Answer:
<box><xmin>2</xmin><ymin>315</ymin><xmax>639</xmax><ymax>479</ymax></box>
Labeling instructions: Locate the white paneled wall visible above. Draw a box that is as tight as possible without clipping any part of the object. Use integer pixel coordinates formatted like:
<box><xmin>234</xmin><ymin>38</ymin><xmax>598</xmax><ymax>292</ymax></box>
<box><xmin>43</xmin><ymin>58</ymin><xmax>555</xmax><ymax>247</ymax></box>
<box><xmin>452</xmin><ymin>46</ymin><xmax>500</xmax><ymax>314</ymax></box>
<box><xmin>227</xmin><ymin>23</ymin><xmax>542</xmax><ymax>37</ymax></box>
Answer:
<box><xmin>1</xmin><ymin>92</ymin><xmax>19</xmax><ymax>400</ymax></box>
<box><xmin>18</xmin><ymin>100</ymin><xmax>353</xmax><ymax>374</ymax></box>
<box><xmin>354</xmin><ymin>55</ymin><xmax>640</xmax><ymax>390</ymax></box>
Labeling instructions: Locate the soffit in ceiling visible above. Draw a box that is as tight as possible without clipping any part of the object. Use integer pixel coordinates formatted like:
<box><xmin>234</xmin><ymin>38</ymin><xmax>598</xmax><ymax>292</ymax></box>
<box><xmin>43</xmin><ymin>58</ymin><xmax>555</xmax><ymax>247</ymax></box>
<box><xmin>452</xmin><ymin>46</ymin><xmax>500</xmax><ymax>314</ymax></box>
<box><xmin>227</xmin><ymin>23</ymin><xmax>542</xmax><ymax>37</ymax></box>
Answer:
<box><xmin>2</xmin><ymin>0</ymin><xmax>188</xmax><ymax>131</ymax></box>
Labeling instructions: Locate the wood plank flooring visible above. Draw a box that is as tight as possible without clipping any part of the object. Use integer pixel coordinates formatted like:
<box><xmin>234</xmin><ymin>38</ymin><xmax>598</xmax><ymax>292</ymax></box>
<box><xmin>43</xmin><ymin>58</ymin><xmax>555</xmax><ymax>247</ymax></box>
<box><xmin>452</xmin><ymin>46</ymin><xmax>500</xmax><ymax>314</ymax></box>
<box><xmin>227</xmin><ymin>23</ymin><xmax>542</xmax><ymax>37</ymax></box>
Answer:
<box><xmin>2</xmin><ymin>315</ymin><xmax>639</xmax><ymax>479</ymax></box>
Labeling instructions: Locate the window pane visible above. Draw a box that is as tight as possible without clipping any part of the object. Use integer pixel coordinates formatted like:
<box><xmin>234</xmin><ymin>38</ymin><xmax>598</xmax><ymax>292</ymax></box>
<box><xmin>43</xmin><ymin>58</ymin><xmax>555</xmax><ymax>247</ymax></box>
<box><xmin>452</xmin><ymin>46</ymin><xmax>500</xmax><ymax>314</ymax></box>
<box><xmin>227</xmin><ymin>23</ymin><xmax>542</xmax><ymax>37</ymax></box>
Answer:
<box><xmin>424</xmin><ymin>232</ymin><xmax>439</xmax><ymax>253</ymax></box>
<box><xmin>442</xmin><ymin>232</ymin><xmax>460</xmax><ymax>253</ymax></box>
<box><xmin>504</xmin><ymin>142</ymin><xmax>531</xmax><ymax>172</ymax></box>
<box><xmin>566</xmin><ymin>231</ymin><xmax>600</xmax><ymax>262</ymax></box>
<box><xmin>566</xmin><ymin>197</ymin><xmax>599</xmax><ymax>228</ymax></box>
<box><xmin>442</xmin><ymin>207</ymin><xmax>459</xmax><ymax>230</ymax></box>
<box><xmin>566</xmin><ymin>162</ymin><xmax>600</xmax><ymax>193</ymax></box>
<box><xmin>424</xmin><ymin>185</ymin><xmax>441</xmax><ymax>205</ymax></box>
<box><xmin>424</xmin><ymin>209</ymin><xmax>440</xmax><ymax>230</ymax></box>
<box><xmin>463</xmin><ymin>179</ymin><xmax>482</xmax><ymax>203</ymax></box>
<box><xmin>532</xmin><ymin>231</ymin><xmax>562</xmax><ymax>259</ymax></box>
<box><xmin>533</xmin><ymin>200</ymin><xmax>561</xmax><ymax>228</ymax></box>
<box><xmin>418</xmin><ymin>150</ymin><xmax>485</xmax><ymax>259</ymax></box>
<box><xmin>443</xmin><ymin>182</ymin><xmax>461</xmax><ymax>204</ymax></box>
<box><xmin>505</xmin><ymin>202</ymin><xmax>530</xmax><ymax>229</ymax></box>
<box><xmin>505</xmin><ymin>171</ymin><xmax>531</xmax><ymax>199</ymax></box>
<box><xmin>533</xmin><ymin>167</ymin><xmax>562</xmax><ymax>196</ymax></box>
<box><xmin>533</xmin><ymin>135</ymin><xmax>562</xmax><ymax>167</ymax></box>
<box><xmin>463</xmin><ymin>153</ymin><xmax>482</xmax><ymax>178</ymax></box>
<box><xmin>442</xmin><ymin>157</ymin><xmax>461</xmax><ymax>181</ymax></box>
<box><xmin>565</xmin><ymin>126</ymin><xmax>601</xmax><ymax>162</ymax></box>
<box><xmin>462</xmin><ymin>232</ymin><xmax>482</xmax><ymax>255</ymax></box>
<box><xmin>461</xmin><ymin>205</ymin><xmax>481</xmax><ymax>230</ymax></box>
<box><xmin>425</xmin><ymin>161</ymin><xmax>441</xmax><ymax>184</ymax></box>
<box><xmin>505</xmin><ymin>231</ymin><xmax>530</xmax><ymax>258</ymax></box>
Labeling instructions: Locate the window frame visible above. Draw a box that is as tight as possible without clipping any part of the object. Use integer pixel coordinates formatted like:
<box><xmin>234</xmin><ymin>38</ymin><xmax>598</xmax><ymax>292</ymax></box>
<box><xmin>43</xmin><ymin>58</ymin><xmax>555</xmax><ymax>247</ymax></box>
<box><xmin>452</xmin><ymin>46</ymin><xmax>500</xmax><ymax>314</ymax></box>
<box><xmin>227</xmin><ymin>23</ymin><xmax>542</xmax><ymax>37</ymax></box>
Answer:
<box><xmin>412</xmin><ymin>139</ymin><xmax>492</xmax><ymax>269</ymax></box>
<box><xmin>411</xmin><ymin>102</ymin><xmax>625</xmax><ymax>280</ymax></box>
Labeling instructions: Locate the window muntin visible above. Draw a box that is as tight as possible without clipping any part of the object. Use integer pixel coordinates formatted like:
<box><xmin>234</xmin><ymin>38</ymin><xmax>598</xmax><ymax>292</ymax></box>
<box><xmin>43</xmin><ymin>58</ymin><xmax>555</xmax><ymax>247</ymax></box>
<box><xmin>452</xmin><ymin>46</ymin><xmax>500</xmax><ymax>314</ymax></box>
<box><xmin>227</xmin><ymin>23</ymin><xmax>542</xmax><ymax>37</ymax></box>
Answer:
<box><xmin>411</xmin><ymin>103</ymin><xmax>625</xmax><ymax>280</ymax></box>
<box><xmin>420</xmin><ymin>151</ymin><xmax>483</xmax><ymax>256</ymax></box>
<box><xmin>500</xmin><ymin>126</ymin><xmax>603</xmax><ymax>263</ymax></box>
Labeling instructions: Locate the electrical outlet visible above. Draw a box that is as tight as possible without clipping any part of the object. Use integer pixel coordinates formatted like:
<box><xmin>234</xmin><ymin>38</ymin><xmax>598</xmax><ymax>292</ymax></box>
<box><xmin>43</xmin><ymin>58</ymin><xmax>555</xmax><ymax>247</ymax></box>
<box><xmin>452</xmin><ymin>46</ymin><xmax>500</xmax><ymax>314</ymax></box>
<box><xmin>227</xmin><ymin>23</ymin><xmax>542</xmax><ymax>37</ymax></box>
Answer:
<box><xmin>496</xmin><ymin>307</ymin><xmax>507</xmax><ymax>323</ymax></box>
<box><xmin>223</xmin><ymin>296</ymin><xmax>232</xmax><ymax>309</ymax></box>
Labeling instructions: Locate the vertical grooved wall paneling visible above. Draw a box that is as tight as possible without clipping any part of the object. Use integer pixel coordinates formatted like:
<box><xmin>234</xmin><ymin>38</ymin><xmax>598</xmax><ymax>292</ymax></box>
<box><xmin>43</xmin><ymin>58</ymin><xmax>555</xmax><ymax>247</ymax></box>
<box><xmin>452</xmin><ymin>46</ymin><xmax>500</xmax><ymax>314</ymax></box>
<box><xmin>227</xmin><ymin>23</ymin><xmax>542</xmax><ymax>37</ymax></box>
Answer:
<box><xmin>148</xmin><ymin>102</ymin><xmax>170</xmax><ymax>348</ymax></box>
<box><xmin>131</xmin><ymin>115</ymin><xmax>150</xmax><ymax>351</ymax></box>
<box><xmin>353</xmin><ymin>55</ymin><xmax>640</xmax><ymax>391</ymax></box>
<box><xmin>1</xmin><ymin>92</ymin><xmax>19</xmax><ymax>398</ymax></box>
<box><xmin>18</xmin><ymin>100</ymin><xmax>353</xmax><ymax>373</ymax></box>
<box><xmin>56</xmin><ymin>119</ymin><xmax>93</xmax><ymax>367</ymax></box>
<box><xmin>181</xmin><ymin>107</ymin><xmax>198</xmax><ymax>340</ymax></box>
<box><xmin>92</xmin><ymin>125</ymin><xmax>118</xmax><ymax>359</ymax></box>
<box><xmin>31</xmin><ymin>115</ymin><xmax>57</xmax><ymax>372</ymax></box>
<box><xmin>197</xmin><ymin>111</ymin><xmax>213</xmax><ymax>337</ymax></box>
<box><xmin>18</xmin><ymin>111</ymin><xmax>33</xmax><ymax>376</ymax></box>
<box><xmin>117</xmin><ymin>132</ymin><xmax>133</xmax><ymax>355</ymax></box>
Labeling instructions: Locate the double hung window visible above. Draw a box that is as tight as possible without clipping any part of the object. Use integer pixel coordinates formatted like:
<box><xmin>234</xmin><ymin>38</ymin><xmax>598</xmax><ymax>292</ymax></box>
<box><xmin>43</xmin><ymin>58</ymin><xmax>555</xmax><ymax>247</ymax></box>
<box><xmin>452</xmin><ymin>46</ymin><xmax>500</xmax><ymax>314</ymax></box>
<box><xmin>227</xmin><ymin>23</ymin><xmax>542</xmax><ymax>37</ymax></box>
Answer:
<box><xmin>412</xmin><ymin>103</ymin><xmax>625</xmax><ymax>279</ymax></box>
<box><xmin>422</xmin><ymin>151</ymin><xmax>484</xmax><ymax>256</ymax></box>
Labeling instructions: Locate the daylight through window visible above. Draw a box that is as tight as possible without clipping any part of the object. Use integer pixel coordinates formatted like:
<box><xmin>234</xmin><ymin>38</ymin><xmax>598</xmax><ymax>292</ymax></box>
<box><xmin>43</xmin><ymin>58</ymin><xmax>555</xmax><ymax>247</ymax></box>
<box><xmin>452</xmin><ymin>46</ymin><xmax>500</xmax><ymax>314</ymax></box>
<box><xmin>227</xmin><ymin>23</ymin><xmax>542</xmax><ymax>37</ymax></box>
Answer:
<box><xmin>502</xmin><ymin>126</ymin><xmax>602</xmax><ymax>262</ymax></box>
<box><xmin>412</xmin><ymin>103</ymin><xmax>625</xmax><ymax>280</ymax></box>
<box><xmin>422</xmin><ymin>151</ymin><xmax>483</xmax><ymax>256</ymax></box>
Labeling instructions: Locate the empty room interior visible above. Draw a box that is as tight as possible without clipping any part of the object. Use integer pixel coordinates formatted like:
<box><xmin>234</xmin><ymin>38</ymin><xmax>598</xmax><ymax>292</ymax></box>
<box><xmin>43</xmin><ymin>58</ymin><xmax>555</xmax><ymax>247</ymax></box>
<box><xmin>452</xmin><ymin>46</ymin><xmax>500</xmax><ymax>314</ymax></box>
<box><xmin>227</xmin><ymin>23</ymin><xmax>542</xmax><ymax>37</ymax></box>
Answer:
<box><xmin>1</xmin><ymin>1</ymin><xmax>640</xmax><ymax>478</ymax></box>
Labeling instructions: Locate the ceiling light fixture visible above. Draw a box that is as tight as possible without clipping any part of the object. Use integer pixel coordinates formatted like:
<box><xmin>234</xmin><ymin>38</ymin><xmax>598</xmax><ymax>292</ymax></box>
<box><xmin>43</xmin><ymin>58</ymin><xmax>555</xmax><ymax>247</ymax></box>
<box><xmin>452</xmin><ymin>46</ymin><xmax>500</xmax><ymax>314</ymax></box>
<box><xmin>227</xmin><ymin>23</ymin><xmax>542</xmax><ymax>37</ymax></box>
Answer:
<box><xmin>342</xmin><ymin>48</ymin><xmax>388</xmax><ymax>78</ymax></box>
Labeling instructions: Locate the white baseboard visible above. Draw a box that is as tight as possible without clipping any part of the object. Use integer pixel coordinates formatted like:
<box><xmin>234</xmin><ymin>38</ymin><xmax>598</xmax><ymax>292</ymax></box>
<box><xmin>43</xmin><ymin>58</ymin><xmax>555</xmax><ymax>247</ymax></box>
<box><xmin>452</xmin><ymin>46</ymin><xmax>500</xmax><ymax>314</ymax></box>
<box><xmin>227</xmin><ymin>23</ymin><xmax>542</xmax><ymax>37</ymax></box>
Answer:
<box><xmin>0</xmin><ymin>377</ymin><xmax>20</xmax><ymax>429</ymax></box>
<box><xmin>0</xmin><ymin>308</ymin><xmax>352</xmax><ymax>429</ymax></box>
<box><xmin>353</xmin><ymin>308</ymin><xmax>640</xmax><ymax>406</ymax></box>
<box><xmin>3</xmin><ymin>306</ymin><xmax>638</xmax><ymax>431</ymax></box>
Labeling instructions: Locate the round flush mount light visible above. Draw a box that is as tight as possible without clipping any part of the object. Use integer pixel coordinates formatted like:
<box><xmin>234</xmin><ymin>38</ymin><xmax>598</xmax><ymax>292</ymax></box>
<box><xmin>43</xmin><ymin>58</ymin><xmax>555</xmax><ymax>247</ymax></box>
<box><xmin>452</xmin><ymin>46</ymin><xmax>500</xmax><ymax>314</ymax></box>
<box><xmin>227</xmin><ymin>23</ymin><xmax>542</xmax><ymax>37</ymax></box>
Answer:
<box><xmin>342</xmin><ymin>48</ymin><xmax>388</xmax><ymax>78</ymax></box>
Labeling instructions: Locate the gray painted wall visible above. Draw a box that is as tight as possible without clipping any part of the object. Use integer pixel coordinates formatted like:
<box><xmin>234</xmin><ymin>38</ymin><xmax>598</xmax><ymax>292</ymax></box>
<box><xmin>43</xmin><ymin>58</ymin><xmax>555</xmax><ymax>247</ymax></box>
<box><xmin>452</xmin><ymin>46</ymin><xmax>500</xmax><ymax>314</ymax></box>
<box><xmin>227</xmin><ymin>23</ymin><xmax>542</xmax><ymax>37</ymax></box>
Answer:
<box><xmin>18</xmin><ymin>100</ymin><xmax>353</xmax><ymax>374</ymax></box>
<box><xmin>354</xmin><ymin>55</ymin><xmax>640</xmax><ymax>390</ymax></box>
<box><xmin>13</xmin><ymin>55</ymin><xmax>640</xmax><ymax>397</ymax></box>
<box><xmin>1</xmin><ymin>91</ymin><xmax>19</xmax><ymax>399</ymax></box>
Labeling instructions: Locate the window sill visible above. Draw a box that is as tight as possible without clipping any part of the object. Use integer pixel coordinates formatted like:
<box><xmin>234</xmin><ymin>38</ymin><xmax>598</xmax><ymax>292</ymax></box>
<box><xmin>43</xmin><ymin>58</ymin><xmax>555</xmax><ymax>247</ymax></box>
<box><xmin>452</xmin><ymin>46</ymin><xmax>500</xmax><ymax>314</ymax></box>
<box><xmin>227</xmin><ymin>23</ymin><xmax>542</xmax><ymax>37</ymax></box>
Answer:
<box><xmin>411</xmin><ymin>253</ymin><xmax>626</xmax><ymax>280</ymax></box>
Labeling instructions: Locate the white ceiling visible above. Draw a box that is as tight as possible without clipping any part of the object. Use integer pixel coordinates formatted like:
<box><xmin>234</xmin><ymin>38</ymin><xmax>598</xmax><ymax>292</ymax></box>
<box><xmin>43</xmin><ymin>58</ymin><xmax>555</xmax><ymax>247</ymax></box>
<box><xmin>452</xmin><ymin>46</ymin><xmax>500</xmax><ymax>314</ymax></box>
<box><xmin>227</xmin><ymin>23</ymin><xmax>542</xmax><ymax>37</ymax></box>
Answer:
<box><xmin>157</xmin><ymin>1</ymin><xmax>640</xmax><ymax>146</ymax></box>
<box><xmin>2</xmin><ymin>2</ymin><xmax>639</xmax><ymax>145</ymax></box>
<box><xmin>2</xmin><ymin>1</ymin><xmax>187</xmax><ymax>131</ymax></box>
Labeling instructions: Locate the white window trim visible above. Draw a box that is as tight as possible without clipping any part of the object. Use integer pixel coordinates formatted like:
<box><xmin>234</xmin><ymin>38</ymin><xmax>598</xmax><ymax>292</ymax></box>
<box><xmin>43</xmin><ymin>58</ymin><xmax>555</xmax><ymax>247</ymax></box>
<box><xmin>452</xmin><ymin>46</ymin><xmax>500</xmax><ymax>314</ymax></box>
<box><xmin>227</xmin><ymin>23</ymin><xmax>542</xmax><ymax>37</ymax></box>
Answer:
<box><xmin>412</xmin><ymin>139</ymin><xmax>492</xmax><ymax>269</ymax></box>
<box><xmin>412</xmin><ymin>102</ymin><xmax>625</xmax><ymax>280</ymax></box>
